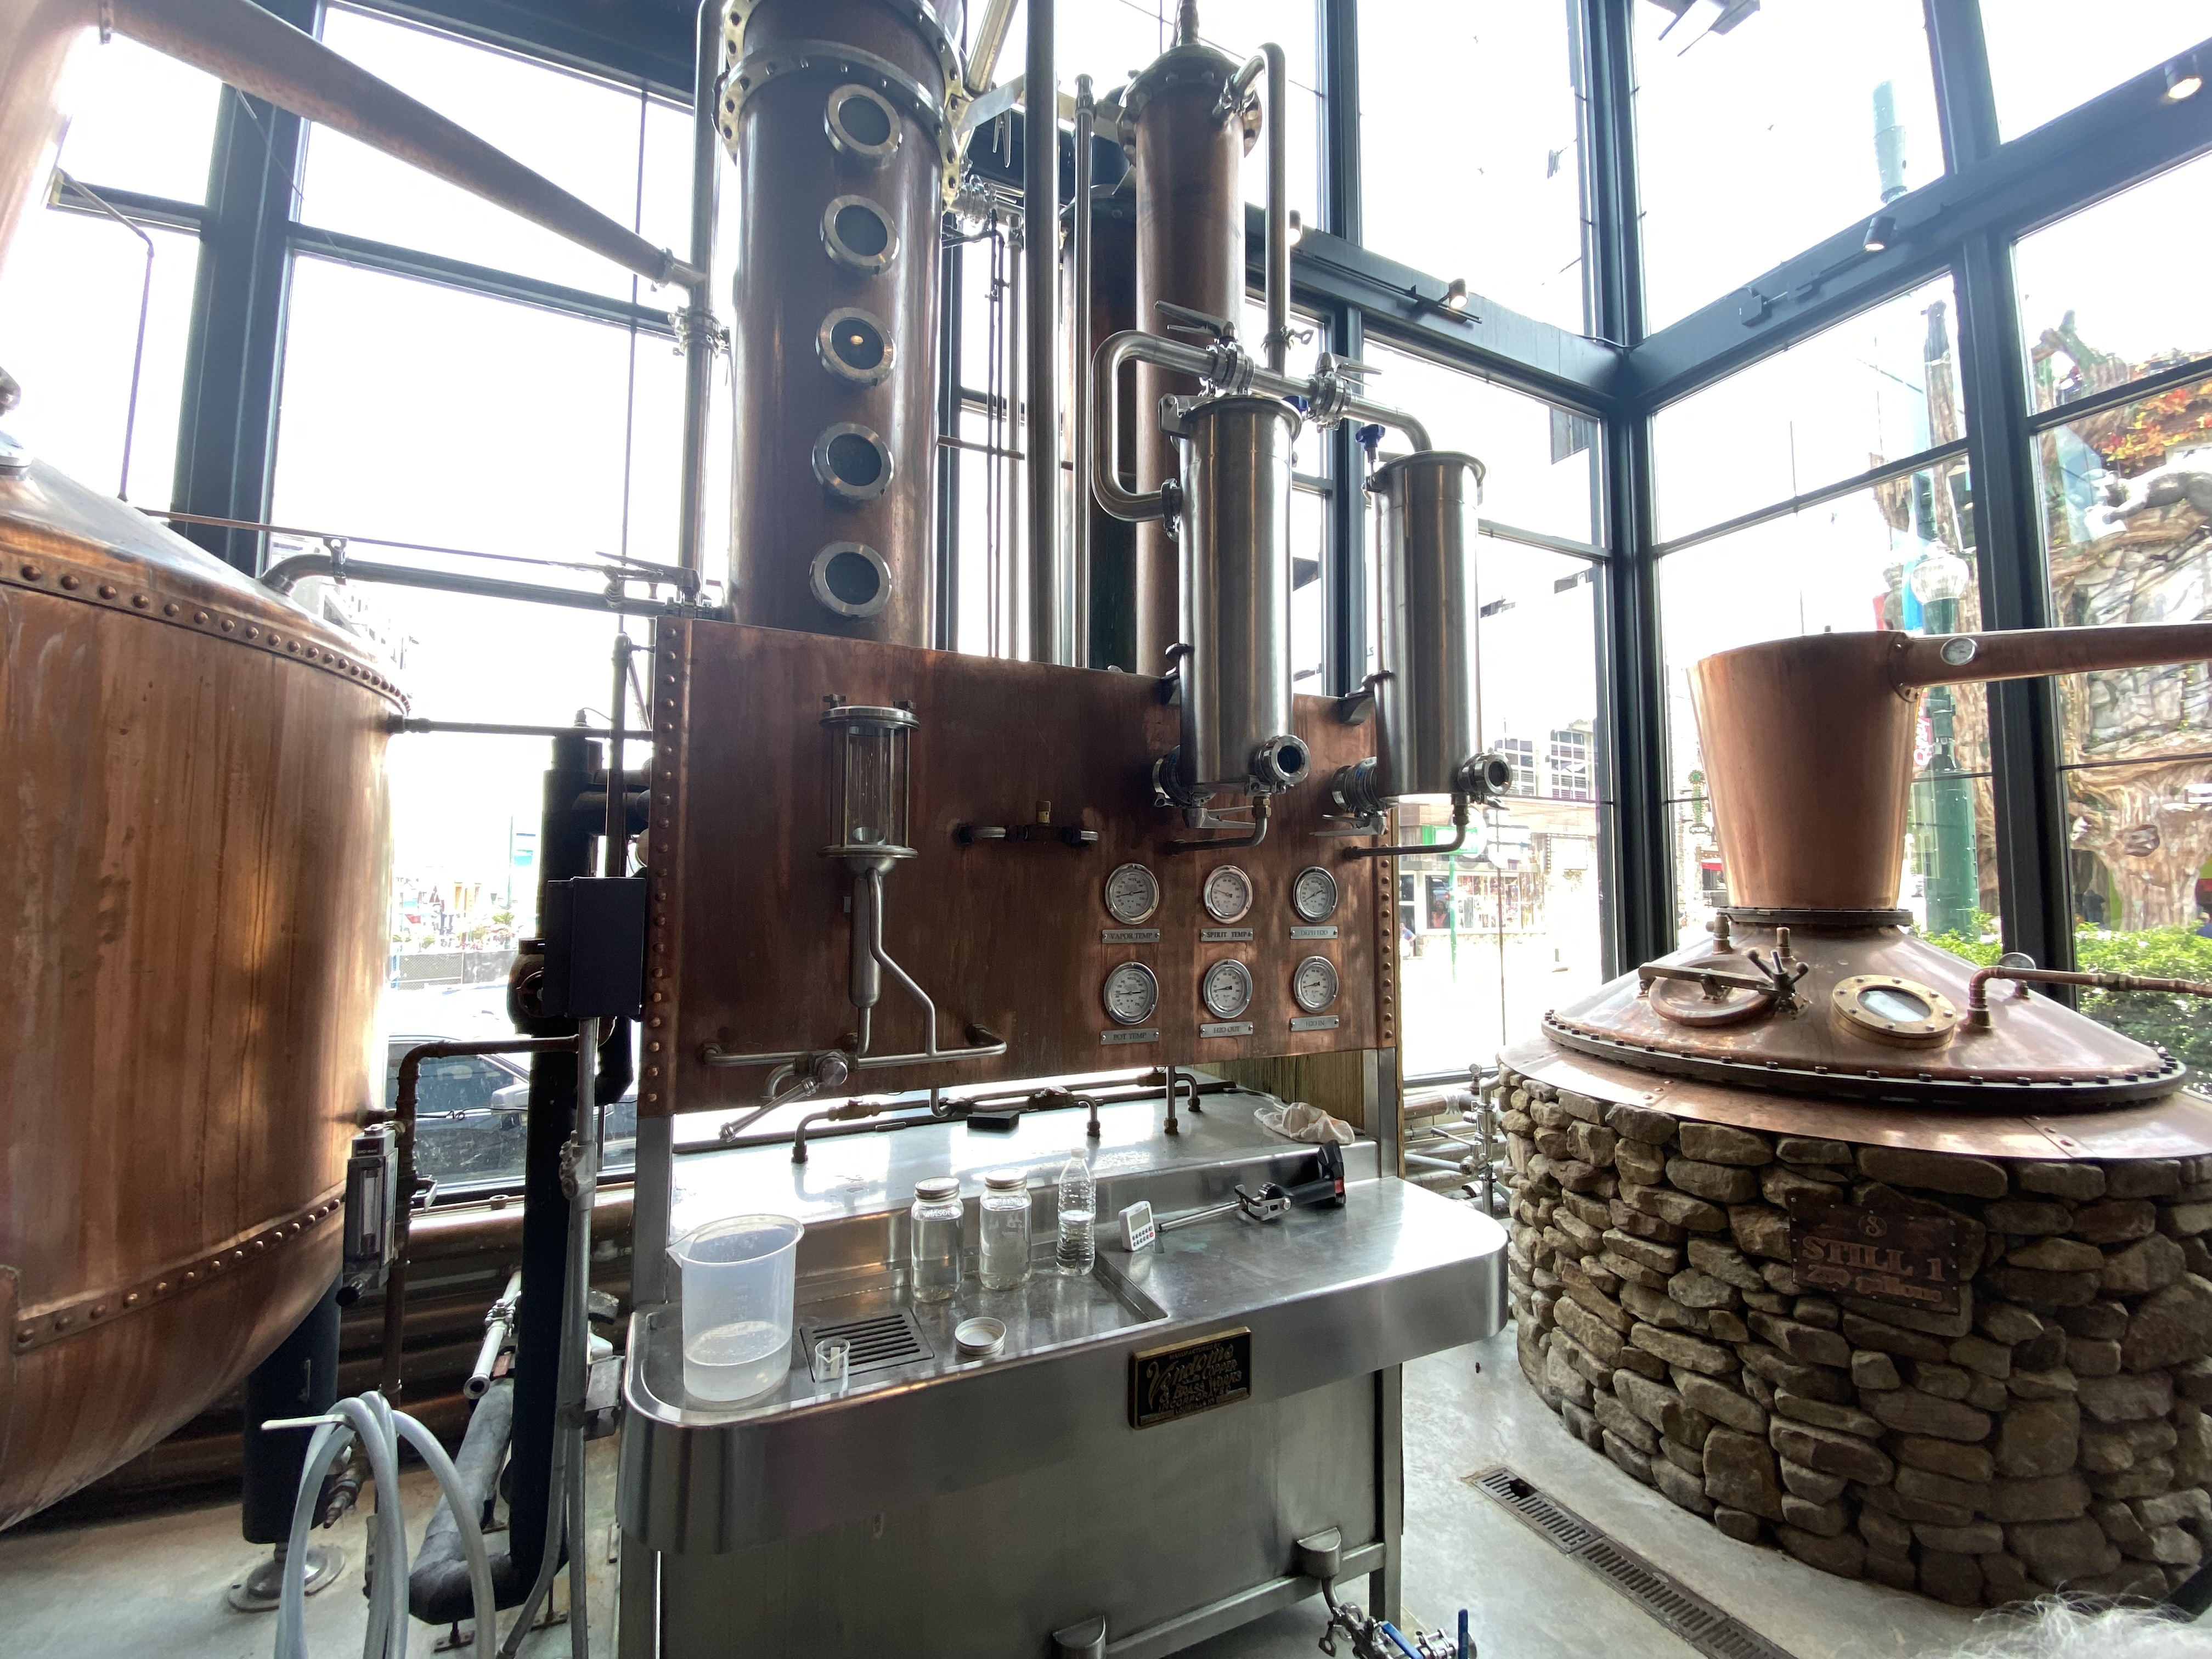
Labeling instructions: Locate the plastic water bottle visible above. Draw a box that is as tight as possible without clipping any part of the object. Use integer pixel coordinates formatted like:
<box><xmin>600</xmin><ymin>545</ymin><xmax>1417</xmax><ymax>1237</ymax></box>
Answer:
<box><xmin>1055</xmin><ymin>1155</ymin><xmax>1096</xmax><ymax>1275</ymax></box>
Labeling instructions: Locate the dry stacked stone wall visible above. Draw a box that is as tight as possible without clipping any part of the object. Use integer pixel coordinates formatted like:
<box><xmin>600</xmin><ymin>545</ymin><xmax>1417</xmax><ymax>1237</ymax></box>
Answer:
<box><xmin>1497</xmin><ymin>1060</ymin><xmax>2212</xmax><ymax>1607</ymax></box>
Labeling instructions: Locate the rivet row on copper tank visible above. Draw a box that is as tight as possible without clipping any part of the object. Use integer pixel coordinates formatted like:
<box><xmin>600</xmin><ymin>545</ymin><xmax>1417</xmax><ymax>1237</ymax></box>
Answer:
<box><xmin>162</xmin><ymin>600</ymin><xmax>178</xmax><ymax>616</ymax></box>
<box><xmin>221</xmin><ymin>618</ymin><xmax>235</xmax><ymax>631</ymax></box>
<box><xmin>60</xmin><ymin>573</ymin><xmax>79</xmax><ymax>589</ymax></box>
<box><xmin>97</xmin><ymin>583</ymin><xmax>116</xmax><ymax>598</ymax></box>
<box><xmin>19</xmin><ymin>562</ymin><xmax>39</xmax><ymax>579</ymax></box>
<box><xmin>131</xmin><ymin>594</ymin><xmax>149</xmax><ymax>609</ymax></box>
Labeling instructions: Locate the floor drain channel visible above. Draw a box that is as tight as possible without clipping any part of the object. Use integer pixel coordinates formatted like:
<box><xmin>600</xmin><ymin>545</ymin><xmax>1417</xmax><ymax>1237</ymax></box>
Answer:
<box><xmin>1468</xmin><ymin>1466</ymin><xmax>1799</xmax><ymax>1659</ymax></box>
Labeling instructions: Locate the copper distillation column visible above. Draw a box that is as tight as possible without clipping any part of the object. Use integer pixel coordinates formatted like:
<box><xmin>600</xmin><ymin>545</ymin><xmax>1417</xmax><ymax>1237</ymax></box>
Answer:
<box><xmin>720</xmin><ymin>0</ymin><xmax>964</xmax><ymax>646</ymax></box>
<box><xmin>1125</xmin><ymin>3</ymin><xmax>1248</xmax><ymax>673</ymax></box>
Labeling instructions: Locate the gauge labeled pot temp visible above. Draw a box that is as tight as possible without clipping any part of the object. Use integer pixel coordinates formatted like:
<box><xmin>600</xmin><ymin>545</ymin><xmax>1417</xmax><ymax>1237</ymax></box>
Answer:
<box><xmin>1201</xmin><ymin>865</ymin><xmax>1255</xmax><ymax>924</ymax></box>
<box><xmin>1201</xmin><ymin>959</ymin><xmax>1255</xmax><ymax>1020</ymax></box>
<box><xmin>1102</xmin><ymin>862</ymin><xmax>1161</xmax><ymax>925</ymax></box>
<box><xmin>1103</xmin><ymin>962</ymin><xmax>1161</xmax><ymax>1026</ymax></box>
<box><xmin>1291</xmin><ymin>955</ymin><xmax>1339</xmax><ymax>1013</ymax></box>
<box><xmin>1291</xmin><ymin>866</ymin><xmax>1339</xmax><ymax>923</ymax></box>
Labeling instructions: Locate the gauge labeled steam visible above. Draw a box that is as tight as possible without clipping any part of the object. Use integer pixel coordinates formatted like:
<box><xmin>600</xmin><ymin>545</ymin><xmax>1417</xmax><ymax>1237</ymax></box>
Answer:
<box><xmin>1291</xmin><ymin>955</ymin><xmax>1340</xmax><ymax>1013</ymax></box>
<box><xmin>1102</xmin><ymin>861</ymin><xmax>1161</xmax><ymax>925</ymax></box>
<box><xmin>1200</xmin><ymin>959</ymin><xmax>1255</xmax><ymax>1020</ymax></box>
<box><xmin>1201</xmin><ymin>864</ymin><xmax>1255</xmax><ymax>923</ymax></box>
<box><xmin>1290</xmin><ymin>866</ymin><xmax>1339</xmax><ymax>923</ymax></box>
<box><xmin>1102</xmin><ymin>962</ymin><xmax>1160</xmax><ymax>1027</ymax></box>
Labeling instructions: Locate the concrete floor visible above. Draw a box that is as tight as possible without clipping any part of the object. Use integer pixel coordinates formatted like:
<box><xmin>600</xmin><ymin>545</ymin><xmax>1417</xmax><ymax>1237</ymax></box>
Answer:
<box><xmin>0</xmin><ymin>1324</ymin><xmax>1991</xmax><ymax>1659</ymax></box>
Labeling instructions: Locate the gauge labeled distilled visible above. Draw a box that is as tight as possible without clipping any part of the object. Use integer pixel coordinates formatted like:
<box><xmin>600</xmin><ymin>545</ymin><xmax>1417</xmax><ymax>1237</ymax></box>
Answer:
<box><xmin>1291</xmin><ymin>955</ymin><xmax>1340</xmax><ymax>1013</ymax></box>
<box><xmin>1290</xmin><ymin>865</ymin><xmax>1339</xmax><ymax>923</ymax></box>
<box><xmin>1103</xmin><ymin>962</ymin><xmax>1161</xmax><ymax>1026</ymax></box>
<box><xmin>1201</xmin><ymin>959</ymin><xmax>1255</xmax><ymax>1020</ymax></box>
<box><xmin>1102</xmin><ymin>862</ymin><xmax>1161</xmax><ymax>925</ymax></box>
<box><xmin>1201</xmin><ymin>864</ymin><xmax>1255</xmax><ymax>923</ymax></box>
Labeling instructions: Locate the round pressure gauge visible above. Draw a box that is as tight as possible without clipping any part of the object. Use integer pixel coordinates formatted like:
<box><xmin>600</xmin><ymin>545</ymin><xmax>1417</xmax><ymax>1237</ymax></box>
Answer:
<box><xmin>1102</xmin><ymin>962</ymin><xmax>1160</xmax><ymax>1026</ymax></box>
<box><xmin>1291</xmin><ymin>955</ymin><xmax>1340</xmax><ymax>1013</ymax></box>
<box><xmin>1291</xmin><ymin>866</ymin><xmax>1340</xmax><ymax>923</ymax></box>
<box><xmin>1102</xmin><ymin>861</ymin><xmax>1160</xmax><ymax>925</ymax></box>
<box><xmin>1201</xmin><ymin>959</ymin><xmax>1255</xmax><ymax>1020</ymax></box>
<box><xmin>1201</xmin><ymin>865</ymin><xmax>1255</xmax><ymax>923</ymax></box>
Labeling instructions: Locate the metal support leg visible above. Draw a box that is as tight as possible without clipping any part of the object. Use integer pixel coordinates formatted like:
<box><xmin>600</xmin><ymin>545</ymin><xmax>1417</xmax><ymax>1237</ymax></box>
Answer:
<box><xmin>1370</xmin><ymin>1364</ymin><xmax>1404</xmax><ymax>1623</ymax></box>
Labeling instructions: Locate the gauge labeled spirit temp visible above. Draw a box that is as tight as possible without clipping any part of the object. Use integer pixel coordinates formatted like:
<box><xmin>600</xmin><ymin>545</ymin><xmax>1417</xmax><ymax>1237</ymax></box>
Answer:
<box><xmin>1291</xmin><ymin>955</ymin><xmax>1340</xmax><ymax>1013</ymax></box>
<box><xmin>1102</xmin><ymin>962</ymin><xmax>1160</xmax><ymax>1026</ymax></box>
<box><xmin>1201</xmin><ymin>864</ymin><xmax>1255</xmax><ymax>924</ymax></box>
<box><xmin>1102</xmin><ymin>861</ymin><xmax>1161</xmax><ymax>925</ymax></box>
<box><xmin>1290</xmin><ymin>865</ymin><xmax>1339</xmax><ymax>923</ymax></box>
<box><xmin>1200</xmin><ymin>958</ymin><xmax>1255</xmax><ymax>1020</ymax></box>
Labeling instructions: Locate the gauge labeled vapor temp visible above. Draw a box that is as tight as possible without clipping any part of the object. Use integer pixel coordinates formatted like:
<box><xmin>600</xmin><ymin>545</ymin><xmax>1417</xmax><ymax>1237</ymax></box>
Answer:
<box><xmin>1102</xmin><ymin>962</ymin><xmax>1160</xmax><ymax>1026</ymax></box>
<box><xmin>1102</xmin><ymin>861</ymin><xmax>1160</xmax><ymax>925</ymax></box>
<box><xmin>1290</xmin><ymin>866</ymin><xmax>1339</xmax><ymax>923</ymax></box>
<box><xmin>1200</xmin><ymin>959</ymin><xmax>1255</xmax><ymax>1020</ymax></box>
<box><xmin>1291</xmin><ymin>955</ymin><xmax>1340</xmax><ymax>1013</ymax></box>
<box><xmin>1201</xmin><ymin>864</ymin><xmax>1255</xmax><ymax>923</ymax></box>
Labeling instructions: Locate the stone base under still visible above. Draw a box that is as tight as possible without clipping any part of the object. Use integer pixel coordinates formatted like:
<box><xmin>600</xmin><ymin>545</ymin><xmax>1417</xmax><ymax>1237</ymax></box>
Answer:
<box><xmin>1499</xmin><ymin>1052</ymin><xmax>2212</xmax><ymax>1609</ymax></box>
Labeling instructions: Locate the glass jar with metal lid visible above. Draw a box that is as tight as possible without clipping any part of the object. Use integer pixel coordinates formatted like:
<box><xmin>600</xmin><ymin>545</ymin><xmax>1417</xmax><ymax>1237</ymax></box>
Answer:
<box><xmin>977</xmin><ymin>1169</ymin><xmax>1032</xmax><ymax>1290</ymax></box>
<box><xmin>909</xmin><ymin>1177</ymin><xmax>963</xmax><ymax>1303</ymax></box>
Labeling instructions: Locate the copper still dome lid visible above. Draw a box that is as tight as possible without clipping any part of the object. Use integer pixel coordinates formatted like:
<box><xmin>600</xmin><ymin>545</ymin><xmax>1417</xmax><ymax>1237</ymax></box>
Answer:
<box><xmin>1545</xmin><ymin>622</ymin><xmax>2212</xmax><ymax>1114</ymax></box>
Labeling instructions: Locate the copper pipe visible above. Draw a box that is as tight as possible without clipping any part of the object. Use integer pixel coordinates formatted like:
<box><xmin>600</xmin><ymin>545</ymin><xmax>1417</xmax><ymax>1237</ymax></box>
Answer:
<box><xmin>1024</xmin><ymin>0</ymin><xmax>1062</xmax><ymax>664</ymax></box>
<box><xmin>1688</xmin><ymin>622</ymin><xmax>2212</xmax><ymax>912</ymax></box>
<box><xmin>381</xmin><ymin>1037</ymin><xmax>576</xmax><ymax>1400</ymax></box>
<box><xmin>108</xmin><ymin>0</ymin><xmax>699</xmax><ymax>290</ymax></box>
<box><xmin>1069</xmin><ymin>75</ymin><xmax>1095</xmax><ymax>667</ymax></box>
<box><xmin>1964</xmin><ymin>963</ymin><xmax>2212</xmax><ymax>1029</ymax></box>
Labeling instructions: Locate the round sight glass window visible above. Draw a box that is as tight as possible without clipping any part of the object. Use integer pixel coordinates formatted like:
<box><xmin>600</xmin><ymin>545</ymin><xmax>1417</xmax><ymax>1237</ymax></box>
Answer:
<box><xmin>809</xmin><ymin>542</ymin><xmax>891</xmax><ymax>618</ymax></box>
<box><xmin>822</xmin><ymin>196</ymin><xmax>898</xmax><ymax>272</ymax></box>
<box><xmin>1859</xmin><ymin>985</ymin><xmax>1931</xmax><ymax>1023</ymax></box>
<box><xmin>817</xmin><ymin>308</ymin><xmax>892</xmax><ymax>385</ymax></box>
<box><xmin>812</xmin><ymin>424</ymin><xmax>893</xmax><ymax>501</ymax></box>
<box><xmin>827</xmin><ymin>85</ymin><xmax>898</xmax><ymax>159</ymax></box>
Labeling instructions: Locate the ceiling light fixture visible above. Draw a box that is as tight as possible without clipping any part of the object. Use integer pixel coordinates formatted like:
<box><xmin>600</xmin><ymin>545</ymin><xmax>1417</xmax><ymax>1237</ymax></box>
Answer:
<box><xmin>1861</xmin><ymin>213</ymin><xmax>1897</xmax><ymax>254</ymax></box>
<box><xmin>1286</xmin><ymin>208</ymin><xmax>1305</xmax><ymax>247</ymax></box>
<box><xmin>1441</xmin><ymin>277</ymin><xmax>1470</xmax><ymax>311</ymax></box>
<box><xmin>2165</xmin><ymin>55</ymin><xmax>2203</xmax><ymax>101</ymax></box>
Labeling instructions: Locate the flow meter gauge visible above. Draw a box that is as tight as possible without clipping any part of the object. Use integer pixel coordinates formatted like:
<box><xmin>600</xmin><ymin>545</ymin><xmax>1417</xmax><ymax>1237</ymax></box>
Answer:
<box><xmin>1201</xmin><ymin>865</ymin><xmax>1255</xmax><ymax>923</ymax></box>
<box><xmin>1201</xmin><ymin>959</ymin><xmax>1255</xmax><ymax>1020</ymax></box>
<box><xmin>1291</xmin><ymin>955</ymin><xmax>1340</xmax><ymax>1013</ymax></box>
<box><xmin>1290</xmin><ymin>866</ymin><xmax>1339</xmax><ymax>923</ymax></box>
<box><xmin>1102</xmin><ymin>962</ymin><xmax>1160</xmax><ymax>1026</ymax></box>
<box><xmin>1102</xmin><ymin>861</ymin><xmax>1160</xmax><ymax>925</ymax></box>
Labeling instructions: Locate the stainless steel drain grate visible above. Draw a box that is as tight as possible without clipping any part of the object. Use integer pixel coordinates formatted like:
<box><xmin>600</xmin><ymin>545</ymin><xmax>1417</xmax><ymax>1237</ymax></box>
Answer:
<box><xmin>1468</xmin><ymin>1466</ymin><xmax>1798</xmax><ymax>1659</ymax></box>
<box><xmin>801</xmin><ymin>1310</ymin><xmax>933</xmax><ymax>1380</ymax></box>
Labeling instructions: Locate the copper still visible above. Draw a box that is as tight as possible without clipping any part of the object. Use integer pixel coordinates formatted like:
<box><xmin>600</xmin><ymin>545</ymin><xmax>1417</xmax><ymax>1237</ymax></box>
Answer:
<box><xmin>0</xmin><ymin>461</ymin><xmax>399</xmax><ymax>1527</ymax></box>
<box><xmin>1124</xmin><ymin>6</ymin><xmax>1248</xmax><ymax>672</ymax></box>
<box><xmin>1544</xmin><ymin>623</ymin><xmax>2212</xmax><ymax>1112</ymax></box>
<box><xmin>719</xmin><ymin>0</ymin><xmax>963</xmax><ymax>647</ymax></box>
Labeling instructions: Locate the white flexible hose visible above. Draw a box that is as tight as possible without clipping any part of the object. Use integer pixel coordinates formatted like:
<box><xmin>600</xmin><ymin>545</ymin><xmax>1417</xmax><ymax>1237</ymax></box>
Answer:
<box><xmin>273</xmin><ymin>1390</ymin><xmax>495</xmax><ymax>1659</ymax></box>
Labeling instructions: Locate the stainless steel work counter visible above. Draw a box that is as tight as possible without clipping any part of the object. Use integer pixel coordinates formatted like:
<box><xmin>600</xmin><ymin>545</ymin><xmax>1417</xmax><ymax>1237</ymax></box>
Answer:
<box><xmin>618</xmin><ymin>1094</ymin><xmax>1506</xmax><ymax>1657</ymax></box>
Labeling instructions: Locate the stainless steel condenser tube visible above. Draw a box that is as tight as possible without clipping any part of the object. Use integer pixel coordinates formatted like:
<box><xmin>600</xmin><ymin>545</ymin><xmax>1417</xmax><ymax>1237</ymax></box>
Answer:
<box><xmin>1069</xmin><ymin>76</ymin><xmax>1095</xmax><ymax>668</ymax></box>
<box><xmin>1370</xmin><ymin>451</ymin><xmax>1488</xmax><ymax>802</ymax></box>
<box><xmin>1024</xmin><ymin>0</ymin><xmax>1062</xmax><ymax>664</ymax></box>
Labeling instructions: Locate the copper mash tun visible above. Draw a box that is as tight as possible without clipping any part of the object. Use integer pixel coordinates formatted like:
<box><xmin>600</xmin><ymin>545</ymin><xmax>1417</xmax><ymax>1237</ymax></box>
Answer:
<box><xmin>1545</xmin><ymin>622</ymin><xmax>2212</xmax><ymax>1111</ymax></box>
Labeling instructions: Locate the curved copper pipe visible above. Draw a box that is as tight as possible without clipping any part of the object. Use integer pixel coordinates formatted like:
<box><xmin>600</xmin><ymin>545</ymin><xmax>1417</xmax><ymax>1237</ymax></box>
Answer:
<box><xmin>1964</xmin><ymin>963</ymin><xmax>2212</xmax><ymax>1030</ymax></box>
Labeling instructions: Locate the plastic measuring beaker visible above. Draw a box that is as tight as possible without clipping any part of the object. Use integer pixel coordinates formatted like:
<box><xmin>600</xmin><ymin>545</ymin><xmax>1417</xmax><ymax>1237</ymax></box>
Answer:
<box><xmin>668</xmin><ymin>1214</ymin><xmax>804</xmax><ymax>1404</ymax></box>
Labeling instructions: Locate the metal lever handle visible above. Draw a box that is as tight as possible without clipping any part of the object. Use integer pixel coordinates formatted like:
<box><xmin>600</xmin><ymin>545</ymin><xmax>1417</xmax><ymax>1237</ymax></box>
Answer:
<box><xmin>1154</xmin><ymin>300</ymin><xmax>1236</xmax><ymax>341</ymax></box>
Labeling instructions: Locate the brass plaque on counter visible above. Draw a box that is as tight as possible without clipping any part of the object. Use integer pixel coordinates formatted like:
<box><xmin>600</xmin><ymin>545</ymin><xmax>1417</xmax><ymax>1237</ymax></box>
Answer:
<box><xmin>1129</xmin><ymin>1327</ymin><xmax>1252</xmax><ymax>1429</ymax></box>
<box><xmin>1790</xmin><ymin>1194</ymin><xmax>1961</xmax><ymax>1313</ymax></box>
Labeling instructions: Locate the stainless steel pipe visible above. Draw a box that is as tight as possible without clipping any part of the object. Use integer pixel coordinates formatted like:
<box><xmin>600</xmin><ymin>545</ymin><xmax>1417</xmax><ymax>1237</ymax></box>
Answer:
<box><xmin>109</xmin><ymin>0</ymin><xmax>699</xmax><ymax>290</ymax></box>
<box><xmin>964</xmin><ymin>0</ymin><xmax>1017</xmax><ymax>92</ymax></box>
<box><xmin>1069</xmin><ymin>75</ymin><xmax>1094</xmax><ymax>668</ymax></box>
<box><xmin>1024</xmin><ymin>0</ymin><xmax>1062</xmax><ymax>664</ymax></box>
<box><xmin>673</xmin><ymin>0</ymin><xmax>721</xmax><ymax>577</ymax></box>
<box><xmin>1220</xmin><ymin>43</ymin><xmax>1288</xmax><ymax>375</ymax></box>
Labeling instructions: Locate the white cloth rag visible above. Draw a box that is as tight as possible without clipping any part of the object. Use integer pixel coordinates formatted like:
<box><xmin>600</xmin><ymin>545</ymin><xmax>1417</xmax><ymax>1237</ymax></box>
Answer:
<box><xmin>1253</xmin><ymin>1100</ymin><xmax>1355</xmax><ymax>1146</ymax></box>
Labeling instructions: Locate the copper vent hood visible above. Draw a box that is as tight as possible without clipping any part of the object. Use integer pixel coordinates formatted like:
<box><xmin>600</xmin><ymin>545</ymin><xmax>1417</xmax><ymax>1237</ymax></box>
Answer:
<box><xmin>1545</xmin><ymin>622</ymin><xmax>2212</xmax><ymax>1111</ymax></box>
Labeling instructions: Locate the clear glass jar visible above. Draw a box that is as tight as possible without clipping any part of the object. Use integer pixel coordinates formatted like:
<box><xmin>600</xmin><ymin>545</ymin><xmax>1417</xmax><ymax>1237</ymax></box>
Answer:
<box><xmin>909</xmin><ymin>1176</ymin><xmax>963</xmax><ymax>1304</ymax></box>
<box><xmin>977</xmin><ymin>1169</ymin><xmax>1032</xmax><ymax>1290</ymax></box>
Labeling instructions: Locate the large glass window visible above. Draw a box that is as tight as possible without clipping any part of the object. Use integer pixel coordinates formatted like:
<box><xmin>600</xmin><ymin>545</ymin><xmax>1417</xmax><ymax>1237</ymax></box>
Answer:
<box><xmin>0</xmin><ymin>36</ymin><xmax>217</xmax><ymax>501</ymax></box>
<box><xmin>1653</xmin><ymin>275</ymin><xmax>1962</xmax><ymax>542</ymax></box>
<box><xmin>2015</xmin><ymin>150</ymin><xmax>2212</xmax><ymax>418</ymax></box>
<box><xmin>1364</xmin><ymin>346</ymin><xmax>1606</xmax><ymax>1083</ymax></box>
<box><xmin>1632</xmin><ymin>0</ymin><xmax>1940</xmax><ymax>334</ymax></box>
<box><xmin>1358</xmin><ymin>3</ymin><xmax>1588</xmax><ymax>332</ymax></box>
<box><xmin>1984</xmin><ymin>3</ymin><xmax>2211</xmax><ymax>143</ymax></box>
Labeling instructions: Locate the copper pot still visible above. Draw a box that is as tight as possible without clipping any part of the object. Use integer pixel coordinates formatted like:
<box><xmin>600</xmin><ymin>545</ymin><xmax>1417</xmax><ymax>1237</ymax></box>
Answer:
<box><xmin>0</xmin><ymin>18</ymin><xmax>399</xmax><ymax>1526</ymax></box>
<box><xmin>1547</xmin><ymin>622</ymin><xmax>2212</xmax><ymax>1111</ymax></box>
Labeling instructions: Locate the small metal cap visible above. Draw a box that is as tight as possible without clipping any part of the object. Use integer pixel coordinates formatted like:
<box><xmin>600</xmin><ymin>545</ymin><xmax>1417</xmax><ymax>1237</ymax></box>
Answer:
<box><xmin>983</xmin><ymin>1169</ymin><xmax>1027</xmax><ymax>1189</ymax></box>
<box><xmin>914</xmin><ymin>1176</ymin><xmax>960</xmax><ymax>1201</ymax></box>
<box><xmin>955</xmin><ymin>1316</ymin><xmax>1005</xmax><ymax>1356</ymax></box>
